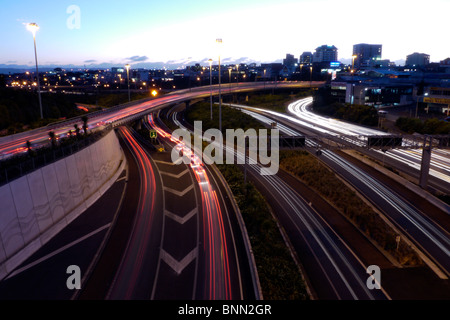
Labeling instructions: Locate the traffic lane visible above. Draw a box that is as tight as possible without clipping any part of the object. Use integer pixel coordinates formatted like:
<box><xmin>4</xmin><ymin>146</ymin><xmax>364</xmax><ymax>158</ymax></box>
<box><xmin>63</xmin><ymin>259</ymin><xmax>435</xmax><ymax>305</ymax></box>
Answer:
<box><xmin>319</xmin><ymin>150</ymin><xmax>450</xmax><ymax>277</ymax></box>
<box><xmin>0</xmin><ymin>230</ymin><xmax>106</xmax><ymax>300</ymax></box>
<box><xmin>150</xmin><ymin>150</ymin><xmax>200</xmax><ymax>300</ymax></box>
<box><xmin>364</xmin><ymin>148</ymin><xmax>450</xmax><ymax>194</ymax></box>
<box><xmin>241</xmin><ymin>106</ymin><xmax>450</xmax><ymax>275</ymax></box>
<box><xmin>336</xmin><ymin>150</ymin><xmax>450</xmax><ymax>231</ymax></box>
<box><xmin>151</xmin><ymin>114</ymin><xmax>244</xmax><ymax>300</ymax></box>
<box><xmin>276</xmin><ymin>168</ymin><xmax>395</xmax><ymax>270</ymax></box>
<box><xmin>263</xmin><ymin>171</ymin><xmax>386</xmax><ymax>300</ymax></box>
<box><xmin>170</xmin><ymin>111</ymin><xmax>252</xmax><ymax>299</ymax></box>
<box><xmin>244</xmin><ymin>163</ymin><xmax>385</xmax><ymax>300</ymax></box>
<box><xmin>107</xmin><ymin>127</ymin><xmax>164</xmax><ymax>299</ymax></box>
<box><xmin>78</xmin><ymin>129</ymin><xmax>141</xmax><ymax>300</ymax></box>
<box><xmin>203</xmin><ymin>163</ymin><xmax>258</xmax><ymax>300</ymax></box>
<box><xmin>0</xmin><ymin>168</ymin><xmax>127</xmax><ymax>299</ymax></box>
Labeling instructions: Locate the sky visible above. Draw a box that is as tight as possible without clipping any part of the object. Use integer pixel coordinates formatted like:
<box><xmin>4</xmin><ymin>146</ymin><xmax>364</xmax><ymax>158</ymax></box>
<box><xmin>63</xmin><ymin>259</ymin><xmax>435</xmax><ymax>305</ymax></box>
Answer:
<box><xmin>0</xmin><ymin>0</ymin><xmax>449</xmax><ymax>69</ymax></box>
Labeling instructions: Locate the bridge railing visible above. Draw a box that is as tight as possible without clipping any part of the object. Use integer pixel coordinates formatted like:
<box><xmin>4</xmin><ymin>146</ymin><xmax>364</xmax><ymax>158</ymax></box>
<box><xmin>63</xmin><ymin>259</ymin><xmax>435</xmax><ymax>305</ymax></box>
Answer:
<box><xmin>0</xmin><ymin>125</ymin><xmax>113</xmax><ymax>186</ymax></box>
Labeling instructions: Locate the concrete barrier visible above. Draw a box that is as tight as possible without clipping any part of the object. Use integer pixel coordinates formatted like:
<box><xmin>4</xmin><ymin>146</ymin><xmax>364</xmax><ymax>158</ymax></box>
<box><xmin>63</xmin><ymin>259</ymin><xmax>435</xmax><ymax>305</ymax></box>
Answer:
<box><xmin>0</xmin><ymin>130</ymin><xmax>126</xmax><ymax>280</ymax></box>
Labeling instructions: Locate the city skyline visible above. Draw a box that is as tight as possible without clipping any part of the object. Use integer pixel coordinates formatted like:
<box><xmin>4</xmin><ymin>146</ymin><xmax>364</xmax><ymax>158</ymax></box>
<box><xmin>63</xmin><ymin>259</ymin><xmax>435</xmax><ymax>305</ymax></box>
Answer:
<box><xmin>0</xmin><ymin>0</ymin><xmax>449</xmax><ymax>69</ymax></box>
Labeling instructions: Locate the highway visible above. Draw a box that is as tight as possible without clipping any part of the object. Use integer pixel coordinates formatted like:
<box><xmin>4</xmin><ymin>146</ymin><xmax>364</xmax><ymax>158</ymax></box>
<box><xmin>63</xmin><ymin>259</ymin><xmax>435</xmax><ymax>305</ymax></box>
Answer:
<box><xmin>148</xmin><ymin>115</ymin><xmax>253</xmax><ymax>300</ymax></box>
<box><xmin>287</xmin><ymin>97</ymin><xmax>450</xmax><ymax>191</ymax></box>
<box><xmin>170</xmin><ymin>108</ymin><xmax>389</xmax><ymax>300</ymax></box>
<box><xmin>0</xmin><ymin>82</ymin><xmax>320</xmax><ymax>161</ymax></box>
<box><xmin>229</xmin><ymin>102</ymin><xmax>450</xmax><ymax>280</ymax></box>
<box><xmin>106</xmin><ymin>127</ymin><xmax>162</xmax><ymax>299</ymax></box>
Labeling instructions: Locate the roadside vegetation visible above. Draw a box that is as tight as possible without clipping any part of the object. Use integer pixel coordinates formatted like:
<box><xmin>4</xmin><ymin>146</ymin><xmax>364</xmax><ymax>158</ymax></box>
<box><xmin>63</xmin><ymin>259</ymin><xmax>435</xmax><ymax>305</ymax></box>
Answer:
<box><xmin>0</xmin><ymin>89</ymin><xmax>149</xmax><ymax>136</ymax></box>
<box><xmin>395</xmin><ymin>116</ymin><xmax>450</xmax><ymax>134</ymax></box>
<box><xmin>185</xmin><ymin>101</ymin><xmax>267</xmax><ymax>134</ymax></box>
<box><xmin>185</xmin><ymin>101</ymin><xmax>309</xmax><ymax>299</ymax></box>
<box><xmin>312</xmin><ymin>101</ymin><xmax>379</xmax><ymax>127</ymax></box>
<box><xmin>279</xmin><ymin>150</ymin><xmax>423</xmax><ymax>266</ymax></box>
<box><xmin>241</xmin><ymin>90</ymin><xmax>312</xmax><ymax>113</ymax></box>
<box><xmin>217</xmin><ymin>163</ymin><xmax>309</xmax><ymax>300</ymax></box>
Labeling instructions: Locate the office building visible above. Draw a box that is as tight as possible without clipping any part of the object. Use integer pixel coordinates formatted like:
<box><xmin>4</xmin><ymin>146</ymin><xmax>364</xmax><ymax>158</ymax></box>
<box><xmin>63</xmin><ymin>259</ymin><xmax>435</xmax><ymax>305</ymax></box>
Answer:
<box><xmin>300</xmin><ymin>52</ymin><xmax>313</xmax><ymax>64</ymax></box>
<box><xmin>353</xmin><ymin>43</ymin><xmax>382</xmax><ymax>68</ymax></box>
<box><xmin>406</xmin><ymin>52</ymin><xmax>430</xmax><ymax>67</ymax></box>
<box><xmin>313</xmin><ymin>45</ymin><xmax>338</xmax><ymax>63</ymax></box>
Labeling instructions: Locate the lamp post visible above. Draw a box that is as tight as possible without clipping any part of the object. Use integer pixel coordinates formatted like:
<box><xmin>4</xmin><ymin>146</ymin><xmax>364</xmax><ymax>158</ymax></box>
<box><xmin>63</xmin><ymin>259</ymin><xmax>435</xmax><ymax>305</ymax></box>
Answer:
<box><xmin>216</xmin><ymin>38</ymin><xmax>222</xmax><ymax>132</ymax></box>
<box><xmin>263</xmin><ymin>69</ymin><xmax>266</xmax><ymax>90</ymax></box>
<box><xmin>309</xmin><ymin>66</ymin><xmax>312</xmax><ymax>88</ymax></box>
<box><xmin>351</xmin><ymin>54</ymin><xmax>357</xmax><ymax>72</ymax></box>
<box><xmin>125</xmin><ymin>64</ymin><xmax>131</xmax><ymax>102</ymax></box>
<box><xmin>228</xmin><ymin>67</ymin><xmax>232</xmax><ymax>92</ymax></box>
<box><xmin>208</xmin><ymin>59</ymin><xmax>213</xmax><ymax>120</ymax></box>
<box><xmin>27</xmin><ymin>23</ymin><xmax>43</xmax><ymax>119</ymax></box>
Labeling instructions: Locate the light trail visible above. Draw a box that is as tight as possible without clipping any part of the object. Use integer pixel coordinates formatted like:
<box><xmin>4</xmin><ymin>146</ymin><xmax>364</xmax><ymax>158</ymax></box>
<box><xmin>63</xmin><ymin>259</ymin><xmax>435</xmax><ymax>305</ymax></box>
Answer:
<box><xmin>147</xmin><ymin>114</ymin><xmax>233</xmax><ymax>300</ymax></box>
<box><xmin>108</xmin><ymin>126</ymin><xmax>157</xmax><ymax>299</ymax></box>
<box><xmin>172</xmin><ymin>111</ymin><xmax>384</xmax><ymax>300</ymax></box>
<box><xmin>286</xmin><ymin>98</ymin><xmax>450</xmax><ymax>184</ymax></box>
<box><xmin>238</xmin><ymin>106</ymin><xmax>450</xmax><ymax>278</ymax></box>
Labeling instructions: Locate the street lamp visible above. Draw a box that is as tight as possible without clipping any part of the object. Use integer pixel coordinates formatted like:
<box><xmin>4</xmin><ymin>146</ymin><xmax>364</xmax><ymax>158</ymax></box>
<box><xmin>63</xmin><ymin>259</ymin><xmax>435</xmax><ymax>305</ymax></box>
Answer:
<box><xmin>351</xmin><ymin>55</ymin><xmax>357</xmax><ymax>72</ymax></box>
<box><xmin>216</xmin><ymin>38</ymin><xmax>222</xmax><ymax>132</ymax></box>
<box><xmin>208</xmin><ymin>59</ymin><xmax>213</xmax><ymax>120</ymax></box>
<box><xmin>263</xmin><ymin>69</ymin><xmax>266</xmax><ymax>90</ymax></box>
<box><xmin>125</xmin><ymin>64</ymin><xmax>131</xmax><ymax>102</ymax></box>
<box><xmin>309</xmin><ymin>66</ymin><xmax>313</xmax><ymax>87</ymax></box>
<box><xmin>27</xmin><ymin>23</ymin><xmax>43</xmax><ymax>119</ymax></box>
<box><xmin>228</xmin><ymin>67</ymin><xmax>232</xmax><ymax>92</ymax></box>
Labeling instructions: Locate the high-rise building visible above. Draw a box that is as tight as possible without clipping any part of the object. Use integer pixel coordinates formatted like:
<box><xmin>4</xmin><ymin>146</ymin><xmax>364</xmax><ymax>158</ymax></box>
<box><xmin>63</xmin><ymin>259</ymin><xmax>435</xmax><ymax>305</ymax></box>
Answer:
<box><xmin>406</xmin><ymin>52</ymin><xmax>430</xmax><ymax>66</ymax></box>
<box><xmin>313</xmin><ymin>45</ymin><xmax>338</xmax><ymax>63</ymax></box>
<box><xmin>300</xmin><ymin>52</ymin><xmax>313</xmax><ymax>64</ymax></box>
<box><xmin>353</xmin><ymin>43</ymin><xmax>382</xmax><ymax>68</ymax></box>
<box><xmin>283</xmin><ymin>54</ymin><xmax>298</xmax><ymax>66</ymax></box>
<box><xmin>283</xmin><ymin>54</ymin><xmax>298</xmax><ymax>74</ymax></box>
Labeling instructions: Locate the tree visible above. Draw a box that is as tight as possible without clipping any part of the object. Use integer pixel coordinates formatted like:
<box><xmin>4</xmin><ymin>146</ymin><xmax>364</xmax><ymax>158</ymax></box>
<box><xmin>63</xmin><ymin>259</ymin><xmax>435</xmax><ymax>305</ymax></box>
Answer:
<box><xmin>81</xmin><ymin>116</ymin><xmax>88</xmax><ymax>135</ymax></box>
<box><xmin>74</xmin><ymin>124</ymin><xmax>80</xmax><ymax>137</ymax></box>
<box><xmin>48</xmin><ymin>131</ymin><xmax>56</xmax><ymax>148</ymax></box>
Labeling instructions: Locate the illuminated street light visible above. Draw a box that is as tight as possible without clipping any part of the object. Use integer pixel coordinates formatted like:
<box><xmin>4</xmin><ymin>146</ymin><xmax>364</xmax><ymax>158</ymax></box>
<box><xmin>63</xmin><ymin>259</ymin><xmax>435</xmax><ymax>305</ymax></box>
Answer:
<box><xmin>27</xmin><ymin>23</ymin><xmax>43</xmax><ymax>119</ymax></box>
<box><xmin>263</xmin><ymin>69</ymin><xmax>266</xmax><ymax>90</ymax></box>
<box><xmin>309</xmin><ymin>66</ymin><xmax>313</xmax><ymax>88</ymax></box>
<box><xmin>228</xmin><ymin>67</ymin><xmax>232</xmax><ymax>92</ymax></box>
<box><xmin>208</xmin><ymin>58</ymin><xmax>213</xmax><ymax>120</ymax></box>
<box><xmin>125</xmin><ymin>64</ymin><xmax>131</xmax><ymax>102</ymax></box>
<box><xmin>351</xmin><ymin>54</ymin><xmax>357</xmax><ymax>72</ymax></box>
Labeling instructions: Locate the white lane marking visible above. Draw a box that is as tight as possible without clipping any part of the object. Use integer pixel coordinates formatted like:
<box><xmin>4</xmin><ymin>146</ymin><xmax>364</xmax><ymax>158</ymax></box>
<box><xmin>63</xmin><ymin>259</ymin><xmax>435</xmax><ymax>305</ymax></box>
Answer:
<box><xmin>6</xmin><ymin>223</ymin><xmax>111</xmax><ymax>280</ymax></box>
<box><xmin>164</xmin><ymin>184</ymin><xmax>194</xmax><ymax>197</ymax></box>
<box><xmin>164</xmin><ymin>208</ymin><xmax>197</xmax><ymax>225</ymax></box>
<box><xmin>160</xmin><ymin>248</ymin><xmax>197</xmax><ymax>275</ymax></box>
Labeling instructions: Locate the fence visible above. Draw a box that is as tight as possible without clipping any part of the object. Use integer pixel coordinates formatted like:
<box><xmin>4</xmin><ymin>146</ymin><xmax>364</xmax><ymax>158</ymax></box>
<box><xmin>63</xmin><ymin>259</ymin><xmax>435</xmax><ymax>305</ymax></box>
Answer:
<box><xmin>0</xmin><ymin>126</ymin><xmax>113</xmax><ymax>186</ymax></box>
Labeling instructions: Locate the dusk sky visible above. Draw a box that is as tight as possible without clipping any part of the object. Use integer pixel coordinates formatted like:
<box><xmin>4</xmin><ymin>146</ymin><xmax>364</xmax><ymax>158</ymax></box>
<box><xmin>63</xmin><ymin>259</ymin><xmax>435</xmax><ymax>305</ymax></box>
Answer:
<box><xmin>0</xmin><ymin>0</ymin><xmax>449</xmax><ymax>68</ymax></box>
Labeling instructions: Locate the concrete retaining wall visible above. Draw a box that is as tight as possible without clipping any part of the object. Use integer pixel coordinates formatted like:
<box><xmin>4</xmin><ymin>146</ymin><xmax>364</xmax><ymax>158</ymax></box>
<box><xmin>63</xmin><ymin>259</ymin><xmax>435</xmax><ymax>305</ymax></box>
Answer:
<box><xmin>0</xmin><ymin>130</ymin><xmax>126</xmax><ymax>280</ymax></box>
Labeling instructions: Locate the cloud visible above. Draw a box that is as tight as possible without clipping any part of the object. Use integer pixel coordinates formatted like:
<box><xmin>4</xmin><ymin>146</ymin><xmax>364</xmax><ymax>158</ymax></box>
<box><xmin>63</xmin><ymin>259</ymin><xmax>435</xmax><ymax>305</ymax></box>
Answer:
<box><xmin>127</xmin><ymin>55</ymin><xmax>149</xmax><ymax>62</ymax></box>
<box><xmin>84</xmin><ymin>59</ymin><xmax>97</xmax><ymax>63</ymax></box>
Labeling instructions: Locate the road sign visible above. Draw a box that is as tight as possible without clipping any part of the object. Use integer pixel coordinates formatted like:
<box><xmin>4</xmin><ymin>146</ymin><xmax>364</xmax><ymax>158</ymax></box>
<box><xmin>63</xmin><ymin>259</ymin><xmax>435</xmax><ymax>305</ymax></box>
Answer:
<box><xmin>150</xmin><ymin>130</ymin><xmax>157</xmax><ymax>139</ymax></box>
<box><xmin>423</xmin><ymin>97</ymin><xmax>450</xmax><ymax>105</ymax></box>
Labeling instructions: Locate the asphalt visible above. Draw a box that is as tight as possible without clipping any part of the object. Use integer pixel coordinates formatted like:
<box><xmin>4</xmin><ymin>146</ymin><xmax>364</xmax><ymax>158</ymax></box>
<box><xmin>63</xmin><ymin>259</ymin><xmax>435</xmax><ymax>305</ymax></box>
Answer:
<box><xmin>0</xmin><ymin>162</ymin><xmax>127</xmax><ymax>299</ymax></box>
